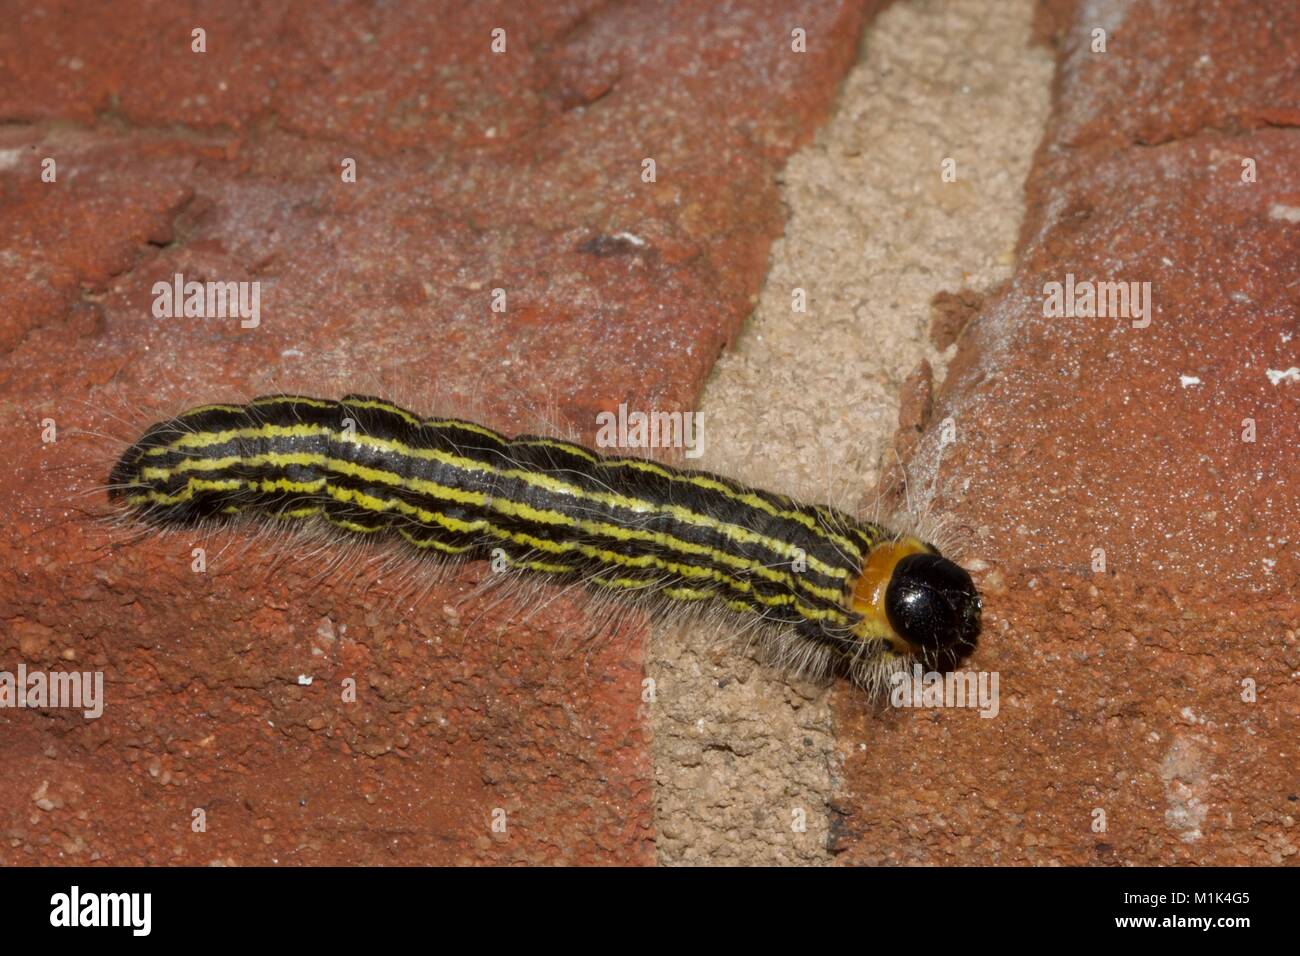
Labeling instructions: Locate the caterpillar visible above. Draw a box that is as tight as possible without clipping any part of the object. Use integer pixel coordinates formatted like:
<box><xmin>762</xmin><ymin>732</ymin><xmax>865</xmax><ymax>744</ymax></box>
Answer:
<box><xmin>107</xmin><ymin>393</ymin><xmax>981</xmax><ymax>693</ymax></box>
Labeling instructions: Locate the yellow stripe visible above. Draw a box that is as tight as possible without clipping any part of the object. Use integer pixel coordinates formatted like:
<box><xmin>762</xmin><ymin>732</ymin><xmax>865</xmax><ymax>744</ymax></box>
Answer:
<box><xmin>500</xmin><ymin>555</ymin><xmax>575</xmax><ymax>575</ymax></box>
<box><xmin>661</xmin><ymin>585</ymin><xmax>711</xmax><ymax>601</ymax></box>
<box><xmin>321</xmin><ymin>481</ymin><xmax>841</xmax><ymax>619</ymax></box>
<box><xmin>273</xmin><ymin>506</ymin><xmax>321</xmax><ymax>520</ymax></box>
<box><xmin>143</xmin><ymin>423</ymin><xmax>324</xmax><ymax>455</ymax></box>
<box><xmin>145</xmin><ymin>424</ymin><xmax>850</xmax><ymax>591</ymax></box>
<box><xmin>324</xmin><ymin>516</ymin><xmax>383</xmax><ymax>534</ymax></box>
<box><xmin>592</xmin><ymin>574</ymin><xmax>658</xmax><ymax>591</ymax></box>
<box><xmin>178</xmin><ymin>403</ymin><xmax>246</xmax><ymax>417</ymax></box>
<box><xmin>142</xmin><ymin>449</ymin><xmax>847</xmax><ymax>606</ymax></box>
<box><xmin>353</xmin><ymin>484</ymin><xmax>773</xmax><ymax>598</ymax></box>
<box><xmin>179</xmin><ymin>396</ymin><xmax>337</xmax><ymax>420</ymax></box>
<box><xmin>341</xmin><ymin>397</ymin><xmax>423</xmax><ymax>427</ymax></box>
<box><xmin>250</xmin><ymin>395</ymin><xmax>335</xmax><ymax>410</ymax></box>
<box><xmin>166</xmin><ymin>403</ymin><xmax>865</xmax><ymax>562</ymax></box>
<box><xmin>396</xmin><ymin>528</ymin><xmax>473</xmax><ymax>555</ymax></box>
<box><xmin>516</xmin><ymin>437</ymin><xmax>865</xmax><ymax>560</ymax></box>
<box><xmin>343</xmin><ymin>397</ymin><xmax>508</xmax><ymax>444</ymax></box>
<box><xmin>140</xmin><ymin>450</ymin><xmax>322</xmax><ymax>480</ymax></box>
<box><xmin>422</xmin><ymin>418</ymin><xmax>507</xmax><ymax>442</ymax></box>
<box><xmin>128</xmin><ymin>468</ymin><xmax>851</xmax><ymax>625</ymax></box>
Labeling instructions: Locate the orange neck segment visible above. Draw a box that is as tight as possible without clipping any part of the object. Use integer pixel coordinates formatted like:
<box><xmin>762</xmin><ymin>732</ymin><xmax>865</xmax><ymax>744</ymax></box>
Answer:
<box><xmin>850</xmin><ymin>536</ymin><xmax>932</xmax><ymax>650</ymax></box>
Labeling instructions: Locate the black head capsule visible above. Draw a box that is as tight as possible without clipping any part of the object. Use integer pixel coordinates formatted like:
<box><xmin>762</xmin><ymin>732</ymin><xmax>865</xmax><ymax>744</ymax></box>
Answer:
<box><xmin>883</xmin><ymin>551</ymin><xmax>982</xmax><ymax>658</ymax></box>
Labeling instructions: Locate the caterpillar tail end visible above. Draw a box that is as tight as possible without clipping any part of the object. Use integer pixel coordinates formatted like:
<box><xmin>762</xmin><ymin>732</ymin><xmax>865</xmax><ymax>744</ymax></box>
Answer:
<box><xmin>851</xmin><ymin>536</ymin><xmax>982</xmax><ymax>669</ymax></box>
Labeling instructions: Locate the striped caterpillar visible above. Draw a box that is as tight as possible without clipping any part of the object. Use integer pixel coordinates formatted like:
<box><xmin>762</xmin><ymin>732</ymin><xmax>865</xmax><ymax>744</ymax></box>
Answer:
<box><xmin>108</xmin><ymin>393</ymin><xmax>981</xmax><ymax>693</ymax></box>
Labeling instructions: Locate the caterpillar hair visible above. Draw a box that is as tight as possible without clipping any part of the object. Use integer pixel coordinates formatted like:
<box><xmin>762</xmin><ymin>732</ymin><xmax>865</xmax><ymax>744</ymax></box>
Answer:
<box><xmin>106</xmin><ymin>393</ymin><xmax>982</xmax><ymax>694</ymax></box>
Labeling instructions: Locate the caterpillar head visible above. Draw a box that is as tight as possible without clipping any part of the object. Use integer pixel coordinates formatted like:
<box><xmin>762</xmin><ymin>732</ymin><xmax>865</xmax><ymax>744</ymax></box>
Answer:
<box><xmin>850</xmin><ymin>535</ymin><xmax>981</xmax><ymax>668</ymax></box>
